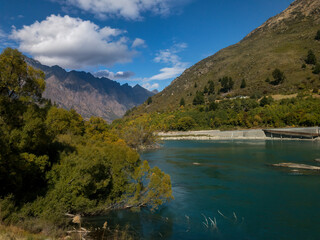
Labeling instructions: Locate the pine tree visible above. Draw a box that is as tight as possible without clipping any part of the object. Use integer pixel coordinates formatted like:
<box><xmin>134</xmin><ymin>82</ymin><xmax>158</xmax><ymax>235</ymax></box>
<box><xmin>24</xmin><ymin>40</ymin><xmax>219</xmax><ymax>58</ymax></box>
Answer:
<box><xmin>306</xmin><ymin>50</ymin><xmax>317</xmax><ymax>65</ymax></box>
<box><xmin>240</xmin><ymin>79</ymin><xmax>246</xmax><ymax>89</ymax></box>
<box><xmin>315</xmin><ymin>30</ymin><xmax>320</xmax><ymax>41</ymax></box>
<box><xmin>180</xmin><ymin>97</ymin><xmax>185</xmax><ymax>106</ymax></box>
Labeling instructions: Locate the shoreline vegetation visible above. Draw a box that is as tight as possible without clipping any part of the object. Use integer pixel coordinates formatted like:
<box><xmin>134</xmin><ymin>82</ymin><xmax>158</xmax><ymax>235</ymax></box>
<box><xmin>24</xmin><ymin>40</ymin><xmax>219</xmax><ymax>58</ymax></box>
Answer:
<box><xmin>0</xmin><ymin>48</ymin><xmax>173</xmax><ymax>239</ymax></box>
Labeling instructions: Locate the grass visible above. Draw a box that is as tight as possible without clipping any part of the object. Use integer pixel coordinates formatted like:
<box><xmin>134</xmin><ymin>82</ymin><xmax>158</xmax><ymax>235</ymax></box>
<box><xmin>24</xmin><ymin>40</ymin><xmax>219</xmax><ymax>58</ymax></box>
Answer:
<box><xmin>0</xmin><ymin>224</ymin><xmax>48</xmax><ymax>240</ymax></box>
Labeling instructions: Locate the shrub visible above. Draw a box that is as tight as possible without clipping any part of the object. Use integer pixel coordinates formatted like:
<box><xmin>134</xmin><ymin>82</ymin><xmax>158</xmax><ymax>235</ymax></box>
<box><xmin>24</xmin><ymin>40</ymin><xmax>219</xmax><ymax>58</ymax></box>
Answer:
<box><xmin>306</xmin><ymin>50</ymin><xmax>317</xmax><ymax>65</ymax></box>
<box><xmin>176</xmin><ymin>117</ymin><xmax>197</xmax><ymax>131</ymax></box>
<box><xmin>193</xmin><ymin>91</ymin><xmax>205</xmax><ymax>105</ymax></box>
<box><xmin>271</xmin><ymin>69</ymin><xmax>286</xmax><ymax>85</ymax></box>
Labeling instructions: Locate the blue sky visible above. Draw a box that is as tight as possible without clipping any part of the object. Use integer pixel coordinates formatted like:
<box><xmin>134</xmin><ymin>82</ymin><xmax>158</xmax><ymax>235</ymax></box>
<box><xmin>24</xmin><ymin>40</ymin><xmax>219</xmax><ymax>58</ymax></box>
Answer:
<box><xmin>0</xmin><ymin>0</ymin><xmax>293</xmax><ymax>91</ymax></box>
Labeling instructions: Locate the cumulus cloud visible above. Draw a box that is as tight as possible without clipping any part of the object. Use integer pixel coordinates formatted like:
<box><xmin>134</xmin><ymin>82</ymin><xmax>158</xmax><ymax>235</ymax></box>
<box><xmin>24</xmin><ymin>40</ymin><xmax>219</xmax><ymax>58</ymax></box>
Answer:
<box><xmin>94</xmin><ymin>69</ymin><xmax>135</xmax><ymax>79</ymax></box>
<box><xmin>150</xmin><ymin>43</ymin><xmax>188</xmax><ymax>81</ymax></box>
<box><xmin>132</xmin><ymin>38</ymin><xmax>146</xmax><ymax>48</ymax></box>
<box><xmin>56</xmin><ymin>0</ymin><xmax>191</xmax><ymax>20</ymax></box>
<box><xmin>10</xmin><ymin>15</ymin><xmax>135</xmax><ymax>69</ymax></box>
<box><xmin>142</xmin><ymin>82</ymin><xmax>159</xmax><ymax>91</ymax></box>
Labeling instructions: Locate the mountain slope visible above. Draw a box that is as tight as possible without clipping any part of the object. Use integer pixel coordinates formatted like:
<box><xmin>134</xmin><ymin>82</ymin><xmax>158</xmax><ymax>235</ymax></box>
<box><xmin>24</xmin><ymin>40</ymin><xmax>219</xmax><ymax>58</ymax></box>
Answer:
<box><xmin>26</xmin><ymin>58</ymin><xmax>154</xmax><ymax>122</ymax></box>
<box><xmin>132</xmin><ymin>0</ymin><xmax>320</xmax><ymax>115</ymax></box>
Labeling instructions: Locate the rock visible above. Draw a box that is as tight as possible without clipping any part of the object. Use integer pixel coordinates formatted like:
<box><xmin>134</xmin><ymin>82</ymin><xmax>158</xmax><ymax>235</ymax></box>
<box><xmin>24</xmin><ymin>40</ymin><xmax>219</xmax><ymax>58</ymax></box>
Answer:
<box><xmin>273</xmin><ymin>163</ymin><xmax>320</xmax><ymax>170</ymax></box>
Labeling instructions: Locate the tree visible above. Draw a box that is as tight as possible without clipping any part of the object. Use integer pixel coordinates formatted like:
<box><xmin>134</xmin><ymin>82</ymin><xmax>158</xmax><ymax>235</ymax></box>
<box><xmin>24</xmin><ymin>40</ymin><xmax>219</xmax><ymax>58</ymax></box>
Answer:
<box><xmin>0</xmin><ymin>48</ymin><xmax>45</xmax><ymax>102</ymax></box>
<box><xmin>271</xmin><ymin>69</ymin><xmax>286</xmax><ymax>85</ymax></box>
<box><xmin>194</xmin><ymin>82</ymin><xmax>197</xmax><ymax>88</ymax></box>
<box><xmin>203</xmin><ymin>86</ymin><xmax>208</xmax><ymax>94</ymax></box>
<box><xmin>240</xmin><ymin>79</ymin><xmax>247</xmax><ymax>89</ymax></box>
<box><xmin>220</xmin><ymin>76</ymin><xmax>234</xmax><ymax>92</ymax></box>
<box><xmin>208</xmin><ymin>80</ymin><xmax>215</xmax><ymax>95</ymax></box>
<box><xmin>147</xmin><ymin>97</ymin><xmax>152</xmax><ymax>105</ymax></box>
<box><xmin>176</xmin><ymin>117</ymin><xmax>197</xmax><ymax>131</ymax></box>
<box><xmin>305</xmin><ymin>50</ymin><xmax>317</xmax><ymax>65</ymax></box>
<box><xmin>180</xmin><ymin>97</ymin><xmax>185</xmax><ymax>106</ymax></box>
<box><xmin>315</xmin><ymin>30</ymin><xmax>320</xmax><ymax>41</ymax></box>
<box><xmin>193</xmin><ymin>91</ymin><xmax>205</xmax><ymax>105</ymax></box>
<box><xmin>312</xmin><ymin>63</ymin><xmax>320</xmax><ymax>74</ymax></box>
<box><xmin>260</xmin><ymin>96</ymin><xmax>273</xmax><ymax>107</ymax></box>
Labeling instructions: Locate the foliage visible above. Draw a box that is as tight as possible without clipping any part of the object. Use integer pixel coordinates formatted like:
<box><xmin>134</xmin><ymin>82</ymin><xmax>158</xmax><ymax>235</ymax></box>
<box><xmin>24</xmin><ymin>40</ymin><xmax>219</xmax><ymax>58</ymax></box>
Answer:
<box><xmin>193</xmin><ymin>91</ymin><xmax>205</xmax><ymax>105</ymax></box>
<box><xmin>306</xmin><ymin>50</ymin><xmax>317</xmax><ymax>65</ymax></box>
<box><xmin>147</xmin><ymin>97</ymin><xmax>152</xmax><ymax>105</ymax></box>
<box><xmin>176</xmin><ymin>117</ymin><xmax>197</xmax><ymax>131</ymax></box>
<box><xmin>312</xmin><ymin>63</ymin><xmax>320</xmax><ymax>74</ymax></box>
<box><xmin>0</xmin><ymin>49</ymin><xmax>173</xmax><ymax>234</ymax></box>
<box><xmin>0</xmin><ymin>48</ymin><xmax>45</xmax><ymax>102</ymax></box>
<box><xmin>118</xmin><ymin>96</ymin><xmax>320</xmax><ymax>132</ymax></box>
<box><xmin>219</xmin><ymin>76</ymin><xmax>234</xmax><ymax>92</ymax></box>
<box><xmin>260</xmin><ymin>96</ymin><xmax>274</xmax><ymax>107</ymax></box>
<box><xmin>208</xmin><ymin>80</ymin><xmax>215</xmax><ymax>95</ymax></box>
<box><xmin>240</xmin><ymin>79</ymin><xmax>246</xmax><ymax>88</ymax></box>
<box><xmin>180</xmin><ymin>97</ymin><xmax>185</xmax><ymax>107</ymax></box>
<box><xmin>271</xmin><ymin>69</ymin><xmax>286</xmax><ymax>85</ymax></box>
<box><xmin>315</xmin><ymin>30</ymin><xmax>320</xmax><ymax>41</ymax></box>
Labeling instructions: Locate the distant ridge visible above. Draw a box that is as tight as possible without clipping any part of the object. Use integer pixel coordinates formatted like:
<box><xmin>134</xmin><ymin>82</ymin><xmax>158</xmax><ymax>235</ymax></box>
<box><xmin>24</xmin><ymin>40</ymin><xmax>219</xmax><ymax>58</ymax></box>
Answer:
<box><xmin>26</xmin><ymin>58</ymin><xmax>154</xmax><ymax>122</ymax></box>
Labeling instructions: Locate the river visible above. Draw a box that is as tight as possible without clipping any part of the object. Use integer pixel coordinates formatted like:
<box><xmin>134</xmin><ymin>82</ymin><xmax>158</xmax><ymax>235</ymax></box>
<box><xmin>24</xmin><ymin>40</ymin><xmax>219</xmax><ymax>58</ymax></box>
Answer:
<box><xmin>87</xmin><ymin>140</ymin><xmax>320</xmax><ymax>239</ymax></box>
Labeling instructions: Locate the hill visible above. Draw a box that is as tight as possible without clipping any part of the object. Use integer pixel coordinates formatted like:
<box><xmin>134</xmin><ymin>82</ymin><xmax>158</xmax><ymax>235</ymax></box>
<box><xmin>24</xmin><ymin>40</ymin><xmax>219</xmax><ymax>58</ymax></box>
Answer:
<box><xmin>130</xmin><ymin>0</ymin><xmax>320</xmax><ymax>115</ymax></box>
<box><xmin>26</xmin><ymin>58</ymin><xmax>154</xmax><ymax>122</ymax></box>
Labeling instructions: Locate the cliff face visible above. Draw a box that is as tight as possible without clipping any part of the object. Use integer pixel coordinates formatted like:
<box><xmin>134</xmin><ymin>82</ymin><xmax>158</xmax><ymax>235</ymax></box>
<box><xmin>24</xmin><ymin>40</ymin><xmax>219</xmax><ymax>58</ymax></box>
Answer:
<box><xmin>129</xmin><ymin>0</ymin><xmax>320</xmax><ymax>115</ymax></box>
<box><xmin>26</xmin><ymin>58</ymin><xmax>154</xmax><ymax>122</ymax></box>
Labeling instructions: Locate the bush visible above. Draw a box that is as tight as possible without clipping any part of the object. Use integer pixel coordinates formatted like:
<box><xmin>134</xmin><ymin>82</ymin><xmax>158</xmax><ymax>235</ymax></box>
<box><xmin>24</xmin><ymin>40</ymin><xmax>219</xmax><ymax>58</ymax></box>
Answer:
<box><xmin>193</xmin><ymin>91</ymin><xmax>204</xmax><ymax>105</ymax></box>
<box><xmin>271</xmin><ymin>69</ymin><xmax>286</xmax><ymax>85</ymax></box>
<box><xmin>176</xmin><ymin>117</ymin><xmax>197</xmax><ymax>131</ymax></box>
<box><xmin>312</xmin><ymin>63</ymin><xmax>320</xmax><ymax>74</ymax></box>
<box><xmin>240</xmin><ymin>79</ymin><xmax>246</xmax><ymax>89</ymax></box>
<box><xmin>306</xmin><ymin>50</ymin><xmax>317</xmax><ymax>65</ymax></box>
<box><xmin>315</xmin><ymin>30</ymin><xmax>320</xmax><ymax>41</ymax></box>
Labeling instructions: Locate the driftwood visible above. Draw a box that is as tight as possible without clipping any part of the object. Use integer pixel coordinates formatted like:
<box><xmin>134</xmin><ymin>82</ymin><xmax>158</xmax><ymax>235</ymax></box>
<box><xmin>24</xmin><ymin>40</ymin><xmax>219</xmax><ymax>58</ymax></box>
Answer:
<box><xmin>273</xmin><ymin>163</ymin><xmax>320</xmax><ymax>170</ymax></box>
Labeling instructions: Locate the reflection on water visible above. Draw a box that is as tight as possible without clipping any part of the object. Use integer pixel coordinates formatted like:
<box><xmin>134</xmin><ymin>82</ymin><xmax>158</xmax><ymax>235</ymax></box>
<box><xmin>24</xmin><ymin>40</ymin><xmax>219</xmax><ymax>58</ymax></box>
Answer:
<box><xmin>86</xmin><ymin>140</ymin><xmax>320</xmax><ymax>240</ymax></box>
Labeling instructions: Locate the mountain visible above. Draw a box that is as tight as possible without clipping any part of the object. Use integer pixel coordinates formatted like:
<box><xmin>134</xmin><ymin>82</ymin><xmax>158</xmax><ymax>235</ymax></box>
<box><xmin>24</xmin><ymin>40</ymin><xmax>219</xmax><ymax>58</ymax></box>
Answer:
<box><xmin>26</xmin><ymin>58</ymin><xmax>154</xmax><ymax>122</ymax></box>
<box><xmin>130</xmin><ymin>0</ymin><xmax>320</xmax><ymax>115</ymax></box>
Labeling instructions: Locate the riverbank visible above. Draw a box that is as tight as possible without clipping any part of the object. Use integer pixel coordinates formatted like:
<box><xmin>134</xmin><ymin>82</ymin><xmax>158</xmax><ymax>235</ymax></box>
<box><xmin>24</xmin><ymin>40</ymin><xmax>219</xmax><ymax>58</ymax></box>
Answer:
<box><xmin>157</xmin><ymin>127</ymin><xmax>320</xmax><ymax>141</ymax></box>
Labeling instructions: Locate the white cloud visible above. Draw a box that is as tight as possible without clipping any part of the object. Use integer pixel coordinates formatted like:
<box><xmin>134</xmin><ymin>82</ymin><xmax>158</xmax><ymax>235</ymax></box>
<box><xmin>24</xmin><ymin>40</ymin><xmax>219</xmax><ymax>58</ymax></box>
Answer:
<box><xmin>94</xmin><ymin>69</ymin><xmax>134</xmax><ymax>79</ymax></box>
<box><xmin>149</xmin><ymin>43</ymin><xmax>188</xmax><ymax>81</ymax></box>
<box><xmin>132</xmin><ymin>38</ymin><xmax>146</xmax><ymax>48</ymax></box>
<box><xmin>10</xmin><ymin>15</ymin><xmax>135</xmax><ymax>69</ymax></box>
<box><xmin>150</xmin><ymin>66</ymin><xmax>186</xmax><ymax>81</ymax></box>
<box><xmin>56</xmin><ymin>0</ymin><xmax>190</xmax><ymax>20</ymax></box>
<box><xmin>142</xmin><ymin>82</ymin><xmax>159</xmax><ymax>91</ymax></box>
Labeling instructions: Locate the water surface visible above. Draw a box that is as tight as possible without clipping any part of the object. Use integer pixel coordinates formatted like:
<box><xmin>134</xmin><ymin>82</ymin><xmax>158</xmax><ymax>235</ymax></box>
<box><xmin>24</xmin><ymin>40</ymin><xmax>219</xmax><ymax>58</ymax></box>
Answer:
<box><xmin>88</xmin><ymin>140</ymin><xmax>320</xmax><ymax>239</ymax></box>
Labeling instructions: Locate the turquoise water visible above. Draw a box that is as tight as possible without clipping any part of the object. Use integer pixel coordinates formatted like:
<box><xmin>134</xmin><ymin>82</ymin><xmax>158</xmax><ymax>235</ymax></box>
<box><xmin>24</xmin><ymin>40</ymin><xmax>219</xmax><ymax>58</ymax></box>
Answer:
<box><xmin>88</xmin><ymin>140</ymin><xmax>320</xmax><ymax>239</ymax></box>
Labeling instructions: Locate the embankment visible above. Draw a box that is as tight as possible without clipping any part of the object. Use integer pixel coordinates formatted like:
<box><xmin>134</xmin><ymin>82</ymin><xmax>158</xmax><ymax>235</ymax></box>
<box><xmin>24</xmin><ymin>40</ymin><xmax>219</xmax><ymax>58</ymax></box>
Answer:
<box><xmin>157</xmin><ymin>127</ymin><xmax>320</xmax><ymax>140</ymax></box>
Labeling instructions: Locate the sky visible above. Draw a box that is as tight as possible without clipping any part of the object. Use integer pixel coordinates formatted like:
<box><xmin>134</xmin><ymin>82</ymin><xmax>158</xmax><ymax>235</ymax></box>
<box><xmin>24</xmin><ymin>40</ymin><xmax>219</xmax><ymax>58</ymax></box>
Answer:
<box><xmin>0</xmin><ymin>0</ymin><xmax>293</xmax><ymax>91</ymax></box>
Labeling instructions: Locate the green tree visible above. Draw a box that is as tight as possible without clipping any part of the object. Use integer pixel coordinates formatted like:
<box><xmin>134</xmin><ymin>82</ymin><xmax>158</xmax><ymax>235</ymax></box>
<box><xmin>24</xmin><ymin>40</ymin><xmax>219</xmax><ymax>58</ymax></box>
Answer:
<box><xmin>315</xmin><ymin>30</ymin><xmax>320</xmax><ymax>40</ymax></box>
<box><xmin>240</xmin><ymin>79</ymin><xmax>247</xmax><ymax>88</ymax></box>
<box><xmin>208</xmin><ymin>80</ymin><xmax>215</xmax><ymax>95</ymax></box>
<box><xmin>312</xmin><ymin>63</ymin><xmax>320</xmax><ymax>74</ymax></box>
<box><xmin>271</xmin><ymin>69</ymin><xmax>286</xmax><ymax>85</ymax></box>
<box><xmin>203</xmin><ymin>86</ymin><xmax>208</xmax><ymax>94</ymax></box>
<box><xmin>0</xmin><ymin>48</ymin><xmax>45</xmax><ymax>102</ymax></box>
<box><xmin>306</xmin><ymin>50</ymin><xmax>317</xmax><ymax>65</ymax></box>
<box><xmin>147</xmin><ymin>97</ymin><xmax>152</xmax><ymax>105</ymax></box>
<box><xmin>194</xmin><ymin>82</ymin><xmax>197</xmax><ymax>88</ymax></box>
<box><xmin>260</xmin><ymin>96</ymin><xmax>274</xmax><ymax>107</ymax></box>
<box><xmin>220</xmin><ymin>76</ymin><xmax>234</xmax><ymax>92</ymax></box>
<box><xmin>179</xmin><ymin>97</ymin><xmax>185</xmax><ymax>106</ymax></box>
<box><xmin>176</xmin><ymin>117</ymin><xmax>197</xmax><ymax>131</ymax></box>
<box><xmin>193</xmin><ymin>91</ymin><xmax>205</xmax><ymax>105</ymax></box>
